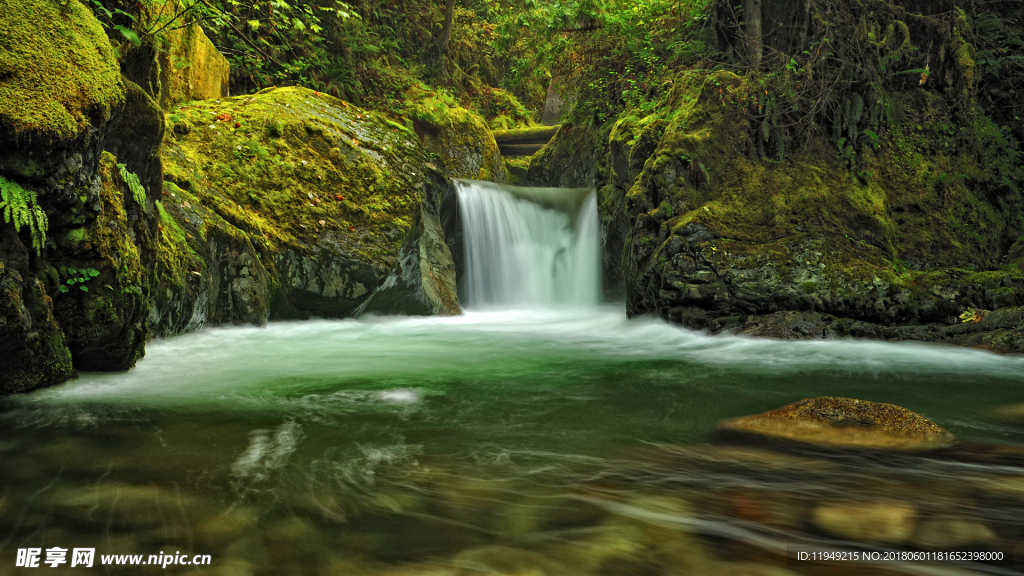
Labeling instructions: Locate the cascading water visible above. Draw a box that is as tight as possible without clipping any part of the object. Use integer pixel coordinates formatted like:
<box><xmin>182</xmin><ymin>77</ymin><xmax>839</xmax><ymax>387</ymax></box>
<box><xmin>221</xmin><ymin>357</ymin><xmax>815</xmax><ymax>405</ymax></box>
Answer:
<box><xmin>455</xmin><ymin>179</ymin><xmax>601</xmax><ymax>308</ymax></box>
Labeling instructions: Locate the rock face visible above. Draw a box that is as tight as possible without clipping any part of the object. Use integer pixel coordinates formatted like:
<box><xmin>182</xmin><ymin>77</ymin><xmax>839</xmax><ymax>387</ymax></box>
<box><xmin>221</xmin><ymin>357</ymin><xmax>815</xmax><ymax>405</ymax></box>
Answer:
<box><xmin>153</xmin><ymin>87</ymin><xmax>461</xmax><ymax>335</ymax></box>
<box><xmin>0</xmin><ymin>0</ymin><xmax>158</xmax><ymax>391</ymax></box>
<box><xmin>717</xmin><ymin>397</ymin><xmax>954</xmax><ymax>451</ymax></box>
<box><xmin>356</xmin><ymin>176</ymin><xmax>461</xmax><ymax>317</ymax></box>
<box><xmin>530</xmin><ymin>48</ymin><xmax>1024</xmax><ymax>351</ymax></box>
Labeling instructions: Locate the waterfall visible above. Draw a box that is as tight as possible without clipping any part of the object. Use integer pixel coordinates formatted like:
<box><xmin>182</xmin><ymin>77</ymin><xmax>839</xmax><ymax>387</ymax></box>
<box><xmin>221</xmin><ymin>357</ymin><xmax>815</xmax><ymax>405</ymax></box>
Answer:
<box><xmin>455</xmin><ymin>179</ymin><xmax>601</xmax><ymax>309</ymax></box>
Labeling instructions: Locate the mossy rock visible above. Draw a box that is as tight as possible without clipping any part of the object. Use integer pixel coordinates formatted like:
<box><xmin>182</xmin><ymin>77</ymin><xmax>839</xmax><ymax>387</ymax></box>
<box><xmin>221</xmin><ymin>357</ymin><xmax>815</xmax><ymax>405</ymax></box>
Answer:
<box><xmin>0</xmin><ymin>228</ymin><xmax>75</xmax><ymax>394</ymax></box>
<box><xmin>107</xmin><ymin>78</ymin><xmax>166</xmax><ymax>200</ymax></box>
<box><xmin>156</xmin><ymin>15</ymin><xmax>230</xmax><ymax>110</ymax></box>
<box><xmin>155</xmin><ymin>86</ymin><xmax>459</xmax><ymax>330</ymax></box>
<box><xmin>0</xmin><ymin>0</ymin><xmax>124</xmax><ymax>145</ymax></box>
<box><xmin>406</xmin><ymin>86</ymin><xmax>506</xmax><ymax>182</ymax></box>
<box><xmin>717</xmin><ymin>397</ymin><xmax>954</xmax><ymax>451</ymax></box>
<box><xmin>51</xmin><ymin>153</ymin><xmax>151</xmax><ymax>371</ymax></box>
<box><xmin>529</xmin><ymin>65</ymin><xmax>1024</xmax><ymax>351</ymax></box>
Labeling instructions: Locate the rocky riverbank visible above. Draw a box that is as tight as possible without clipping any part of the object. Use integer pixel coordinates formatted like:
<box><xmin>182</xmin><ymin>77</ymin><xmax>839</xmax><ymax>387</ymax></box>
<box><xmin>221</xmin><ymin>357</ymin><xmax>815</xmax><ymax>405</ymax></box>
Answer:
<box><xmin>0</xmin><ymin>0</ymin><xmax>506</xmax><ymax>392</ymax></box>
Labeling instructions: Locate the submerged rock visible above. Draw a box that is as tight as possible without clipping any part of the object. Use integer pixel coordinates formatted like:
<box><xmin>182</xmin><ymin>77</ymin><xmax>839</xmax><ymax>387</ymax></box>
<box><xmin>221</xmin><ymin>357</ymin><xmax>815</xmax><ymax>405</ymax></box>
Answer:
<box><xmin>996</xmin><ymin>403</ymin><xmax>1024</xmax><ymax>423</ymax></box>
<box><xmin>913</xmin><ymin>518</ymin><xmax>998</xmax><ymax>549</ymax></box>
<box><xmin>717</xmin><ymin>397</ymin><xmax>954</xmax><ymax>451</ymax></box>
<box><xmin>812</xmin><ymin>500</ymin><xmax>917</xmax><ymax>545</ymax></box>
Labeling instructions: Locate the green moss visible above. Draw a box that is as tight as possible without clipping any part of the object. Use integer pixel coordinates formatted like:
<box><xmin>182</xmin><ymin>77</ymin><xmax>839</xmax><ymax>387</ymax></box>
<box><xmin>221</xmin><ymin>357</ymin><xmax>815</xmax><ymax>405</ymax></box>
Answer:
<box><xmin>404</xmin><ymin>85</ymin><xmax>505</xmax><ymax>181</ymax></box>
<box><xmin>0</xmin><ymin>0</ymin><xmax>124</xmax><ymax>143</ymax></box>
<box><xmin>161</xmin><ymin>86</ymin><xmax>431</xmax><ymax>265</ymax></box>
<box><xmin>95</xmin><ymin>153</ymin><xmax>145</xmax><ymax>291</ymax></box>
<box><xmin>155</xmin><ymin>199</ymin><xmax>202</xmax><ymax>290</ymax></box>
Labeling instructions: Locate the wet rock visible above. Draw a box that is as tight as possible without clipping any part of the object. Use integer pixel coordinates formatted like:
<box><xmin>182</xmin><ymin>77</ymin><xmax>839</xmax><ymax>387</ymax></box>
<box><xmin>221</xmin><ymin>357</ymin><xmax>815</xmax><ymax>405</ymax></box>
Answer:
<box><xmin>973</xmin><ymin>476</ymin><xmax>1024</xmax><ymax>501</ymax></box>
<box><xmin>996</xmin><ymin>404</ymin><xmax>1024</xmax><ymax>423</ymax></box>
<box><xmin>913</xmin><ymin>519</ymin><xmax>998</xmax><ymax>548</ymax></box>
<box><xmin>46</xmin><ymin>482</ymin><xmax>201</xmax><ymax>528</ymax></box>
<box><xmin>0</xmin><ymin>229</ymin><xmax>74</xmax><ymax>393</ymax></box>
<box><xmin>718</xmin><ymin>488</ymin><xmax>805</xmax><ymax>529</ymax></box>
<box><xmin>52</xmin><ymin>153</ymin><xmax>155</xmax><ymax>371</ymax></box>
<box><xmin>717</xmin><ymin>397</ymin><xmax>954</xmax><ymax>451</ymax></box>
<box><xmin>196</xmin><ymin>507</ymin><xmax>260</xmax><ymax>547</ymax></box>
<box><xmin>812</xmin><ymin>500</ymin><xmax>917</xmax><ymax>545</ymax></box>
<box><xmin>357</xmin><ymin>175</ymin><xmax>461</xmax><ymax>317</ymax></box>
<box><xmin>0</xmin><ymin>0</ymin><xmax>149</xmax><ymax>391</ymax></box>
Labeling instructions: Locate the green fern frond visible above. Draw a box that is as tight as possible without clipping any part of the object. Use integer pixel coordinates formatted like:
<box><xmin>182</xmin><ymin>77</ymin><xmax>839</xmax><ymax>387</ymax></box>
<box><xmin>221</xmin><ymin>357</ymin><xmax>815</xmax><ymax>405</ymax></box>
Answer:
<box><xmin>117</xmin><ymin>163</ymin><xmax>146</xmax><ymax>206</ymax></box>
<box><xmin>0</xmin><ymin>176</ymin><xmax>48</xmax><ymax>255</ymax></box>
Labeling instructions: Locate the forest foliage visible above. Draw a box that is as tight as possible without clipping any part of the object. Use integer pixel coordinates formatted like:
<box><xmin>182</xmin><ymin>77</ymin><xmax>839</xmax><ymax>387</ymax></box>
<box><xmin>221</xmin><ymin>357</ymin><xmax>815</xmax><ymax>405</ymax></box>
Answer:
<box><xmin>80</xmin><ymin>0</ymin><xmax>1022</xmax><ymax>160</ymax></box>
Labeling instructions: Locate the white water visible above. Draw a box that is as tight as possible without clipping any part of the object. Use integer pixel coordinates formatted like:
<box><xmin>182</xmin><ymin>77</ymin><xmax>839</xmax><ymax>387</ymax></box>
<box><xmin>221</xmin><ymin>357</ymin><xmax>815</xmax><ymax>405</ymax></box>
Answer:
<box><xmin>456</xmin><ymin>180</ymin><xmax>601</xmax><ymax>308</ymax></box>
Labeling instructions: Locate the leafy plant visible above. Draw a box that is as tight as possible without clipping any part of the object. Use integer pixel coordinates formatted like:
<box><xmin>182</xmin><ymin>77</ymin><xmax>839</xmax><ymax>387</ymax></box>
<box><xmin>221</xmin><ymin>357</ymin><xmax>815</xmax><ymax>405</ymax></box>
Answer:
<box><xmin>959</xmin><ymin>307</ymin><xmax>985</xmax><ymax>323</ymax></box>
<box><xmin>59</xmin><ymin>267</ymin><xmax>100</xmax><ymax>293</ymax></box>
<box><xmin>0</xmin><ymin>176</ymin><xmax>48</xmax><ymax>255</ymax></box>
<box><xmin>117</xmin><ymin>163</ymin><xmax>146</xmax><ymax>205</ymax></box>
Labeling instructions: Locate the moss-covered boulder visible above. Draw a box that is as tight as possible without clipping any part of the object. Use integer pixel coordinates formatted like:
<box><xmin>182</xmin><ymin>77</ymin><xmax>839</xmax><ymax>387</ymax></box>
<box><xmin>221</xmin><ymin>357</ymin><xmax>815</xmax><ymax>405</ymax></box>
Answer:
<box><xmin>0</xmin><ymin>0</ymin><xmax>125</xmax><ymax>212</ymax></box>
<box><xmin>157</xmin><ymin>20</ymin><xmax>230</xmax><ymax>110</ymax></box>
<box><xmin>154</xmin><ymin>86</ymin><xmax>461</xmax><ymax>333</ymax></box>
<box><xmin>406</xmin><ymin>86</ymin><xmax>506</xmax><ymax>182</ymax></box>
<box><xmin>717</xmin><ymin>397</ymin><xmax>954</xmax><ymax>451</ymax></box>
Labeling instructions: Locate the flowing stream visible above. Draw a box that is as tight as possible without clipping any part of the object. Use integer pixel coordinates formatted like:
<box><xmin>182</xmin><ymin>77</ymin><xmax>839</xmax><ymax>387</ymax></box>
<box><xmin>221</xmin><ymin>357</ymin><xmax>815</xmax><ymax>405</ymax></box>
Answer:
<box><xmin>1</xmin><ymin>183</ymin><xmax>1023</xmax><ymax>574</ymax></box>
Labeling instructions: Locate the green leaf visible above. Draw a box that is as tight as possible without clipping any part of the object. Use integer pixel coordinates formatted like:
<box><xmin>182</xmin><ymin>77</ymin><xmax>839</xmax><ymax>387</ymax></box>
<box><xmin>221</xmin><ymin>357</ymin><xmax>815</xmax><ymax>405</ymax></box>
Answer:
<box><xmin>87</xmin><ymin>268</ymin><xmax>100</xmax><ymax>277</ymax></box>
<box><xmin>59</xmin><ymin>285</ymin><xmax>69</xmax><ymax>293</ymax></box>
<box><xmin>79</xmin><ymin>286</ymin><xmax>89</xmax><ymax>292</ymax></box>
<box><xmin>248</xmin><ymin>19</ymin><xmax>260</xmax><ymax>30</ymax></box>
<box><xmin>114</xmin><ymin>25</ymin><xmax>141</xmax><ymax>47</ymax></box>
<box><xmin>66</xmin><ymin>278</ymin><xmax>76</xmax><ymax>285</ymax></box>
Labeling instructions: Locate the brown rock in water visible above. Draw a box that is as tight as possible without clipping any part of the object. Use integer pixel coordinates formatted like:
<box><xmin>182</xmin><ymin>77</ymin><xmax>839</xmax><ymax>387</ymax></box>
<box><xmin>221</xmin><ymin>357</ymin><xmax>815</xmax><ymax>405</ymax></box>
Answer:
<box><xmin>717</xmin><ymin>397</ymin><xmax>953</xmax><ymax>451</ymax></box>
<box><xmin>996</xmin><ymin>403</ymin><xmax>1024</xmax><ymax>423</ymax></box>
<box><xmin>812</xmin><ymin>500</ymin><xmax>917</xmax><ymax>545</ymax></box>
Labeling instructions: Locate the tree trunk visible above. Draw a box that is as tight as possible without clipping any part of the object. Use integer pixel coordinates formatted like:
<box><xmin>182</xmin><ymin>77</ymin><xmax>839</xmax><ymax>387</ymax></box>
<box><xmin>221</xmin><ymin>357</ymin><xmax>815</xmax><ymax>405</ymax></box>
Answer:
<box><xmin>437</xmin><ymin>0</ymin><xmax>456</xmax><ymax>63</ymax></box>
<box><xmin>744</xmin><ymin>0</ymin><xmax>763</xmax><ymax>67</ymax></box>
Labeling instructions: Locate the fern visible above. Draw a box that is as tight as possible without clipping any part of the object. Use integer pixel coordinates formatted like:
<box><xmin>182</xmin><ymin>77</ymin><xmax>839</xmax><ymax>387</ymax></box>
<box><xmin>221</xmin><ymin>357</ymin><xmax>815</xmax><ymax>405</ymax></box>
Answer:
<box><xmin>117</xmin><ymin>163</ymin><xmax>146</xmax><ymax>206</ymax></box>
<box><xmin>0</xmin><ymin>176</ymin><xmax>48</xmax><ymax>255</ymax></box>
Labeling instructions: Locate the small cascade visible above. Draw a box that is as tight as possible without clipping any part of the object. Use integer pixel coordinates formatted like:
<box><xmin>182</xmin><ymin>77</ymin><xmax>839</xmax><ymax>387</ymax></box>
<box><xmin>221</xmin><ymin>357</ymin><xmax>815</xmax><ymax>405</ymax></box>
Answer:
<box><xmin>455</xmin><ymin>179</ymin><xmax>601</xmax><ymax>309</ymax></box>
